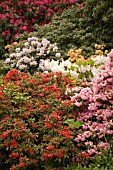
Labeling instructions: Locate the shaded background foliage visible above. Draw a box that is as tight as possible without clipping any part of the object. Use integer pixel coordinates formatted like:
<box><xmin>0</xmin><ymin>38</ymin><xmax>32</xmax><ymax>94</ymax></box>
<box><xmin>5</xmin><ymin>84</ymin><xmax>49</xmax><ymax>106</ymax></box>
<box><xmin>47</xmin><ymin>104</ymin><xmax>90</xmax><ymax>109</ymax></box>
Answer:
<box><xmin>27</xmin><ymin>0</ymin><xmax>113</xmax><ymax>58</ymax></box>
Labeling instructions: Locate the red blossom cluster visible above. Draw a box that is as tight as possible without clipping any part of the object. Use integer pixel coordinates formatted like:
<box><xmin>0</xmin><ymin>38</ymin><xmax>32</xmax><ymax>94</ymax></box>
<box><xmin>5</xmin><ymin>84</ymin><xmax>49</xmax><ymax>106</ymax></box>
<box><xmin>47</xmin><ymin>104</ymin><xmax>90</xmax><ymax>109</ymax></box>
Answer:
<box><xmin>0</xmin><ymin>69</ymin><xmax>79</xmax><ymax>169</ymax></box>
<box><xmin>9</xmin><ymin>152</ymin><xmax>19</xmax><ymax>159</ymax></box>
<box><xmin>4</xmin><ymin>69</ymin><xmax>28</xmax><ymax>82</ymax></box>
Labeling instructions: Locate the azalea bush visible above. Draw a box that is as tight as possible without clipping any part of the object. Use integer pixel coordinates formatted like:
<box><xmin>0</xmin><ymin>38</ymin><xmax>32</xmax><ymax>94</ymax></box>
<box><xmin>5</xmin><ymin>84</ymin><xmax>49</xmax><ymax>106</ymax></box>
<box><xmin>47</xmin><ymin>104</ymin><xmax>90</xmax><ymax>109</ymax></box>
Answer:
<box><xmin>0</xmin><ymin>69</ymin><xmax>83</xmax><ymax>170</ymax></box>
<box><xmin>4</xmin><ymin>36</ymin><xmax>61</xmax><ymax>74</ymax></box>
<box><xmin>0</xmin><ymin>71</ymin><xmax>39</xmax><ymax>170</ymax></box>
<box><xmin>66</xmin><ymin>49</ymin><xmax>113</xmax><ymax>166</ymax></box>
<box><xmin>0</xmin><ymin>0</ymin><xmax>80</xmax><ymax>58</ymax></box>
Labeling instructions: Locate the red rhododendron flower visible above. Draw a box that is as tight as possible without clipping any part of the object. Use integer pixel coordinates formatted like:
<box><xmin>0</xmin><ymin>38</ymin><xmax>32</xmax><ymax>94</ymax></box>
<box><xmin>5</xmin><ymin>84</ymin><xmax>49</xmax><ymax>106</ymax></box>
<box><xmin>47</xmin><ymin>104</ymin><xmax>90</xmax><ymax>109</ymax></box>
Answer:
<box><xmin>19</xmin><ymin>163</ymin><xmax>26</xmax><ymax>168</ymax></box>
<box><xmin>5</xmin><ymin>69</ymin><xmax>18</xmax><ymax>82</ymax></box>
<box><xmin>9</xmin><ymin>152</ymin><xmax>19</xmax><ymax>158</ymax></box>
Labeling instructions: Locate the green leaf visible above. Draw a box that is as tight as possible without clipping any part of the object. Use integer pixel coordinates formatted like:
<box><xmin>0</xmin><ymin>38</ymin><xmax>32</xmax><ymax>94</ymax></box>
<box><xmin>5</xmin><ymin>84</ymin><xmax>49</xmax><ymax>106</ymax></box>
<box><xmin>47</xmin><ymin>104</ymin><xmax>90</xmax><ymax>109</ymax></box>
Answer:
<box><xmin>73</xmin><ymin>120</ymin><xmax>84</xmax><ymax>129</ymax></box>
<box><xmin>64</xmin><ymin>119</ymin><xmax>83</xmax><ymax>129</ymax></box>
<box><xmin>69</xmin><ymin>123</ymin><xmax>76</xmax><ymax>129</ymax></box>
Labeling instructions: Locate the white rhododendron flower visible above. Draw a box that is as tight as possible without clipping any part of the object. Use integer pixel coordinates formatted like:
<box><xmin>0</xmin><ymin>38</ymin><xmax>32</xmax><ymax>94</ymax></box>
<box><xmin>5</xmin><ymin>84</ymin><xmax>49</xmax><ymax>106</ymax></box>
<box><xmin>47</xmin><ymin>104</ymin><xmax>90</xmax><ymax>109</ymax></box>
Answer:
<box><xmin>30</xmin><ymin>61</ymin><xmax>37</xmax><ymax>66</ymax></box>
<box><xmin>15</xmin><ymin>48</ymin><xmax>20</xmax><ymax>52</ymax></box>
<box><xmin>91</xmin><ymin>55</ymin><xmax>109</xmax><ymax>65</ymax></box>
<box><xmin>23</xmin><ymin>56</ymin><xmax>31</xmax><ymax>63</ymax></box>
<box><xmin>55</xmin><ymin>53</ymin><xmax>61</xmax><ymax>58</ymax></box>
<box><xmin>19</xmin><ymin>64</ymin><xmax>27</xmax><ymax>70</ymax></box>
<box><xmin>24</xmin><ymin>42</ymin><xmax>29</xmax><ymax>47</ymax></box>
<box><xmin>9</xmin><ymin>53</ymin><xmax>16</xmax><ymax>58</ymax></box>
<box><xmin>5</xmin><ymin>58</ymin><xmax>10</xmax><ymax>64</ymax></box>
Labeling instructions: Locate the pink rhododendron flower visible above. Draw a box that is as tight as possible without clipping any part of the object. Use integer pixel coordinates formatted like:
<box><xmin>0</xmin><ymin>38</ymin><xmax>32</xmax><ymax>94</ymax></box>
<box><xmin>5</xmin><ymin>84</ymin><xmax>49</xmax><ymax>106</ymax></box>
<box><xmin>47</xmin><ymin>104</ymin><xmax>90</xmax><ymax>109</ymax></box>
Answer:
<box><xmin>2</xmin><ymin>31</ymin><xmax>6</xmax><ymax>36</ymax></box>
<box><xmin>79</xmin><ymin>3</ymin><xmax>84</xmax><ymax>8</ymax></box>
<box><xmin>10</xmin><ymin>19</ymin><xmax>14</xmax><ymax>23</ymax></box>
<box><xmin>68</xmin><ymin>0</ymin><xmax>75</xmax><ymax>4</ymax></box>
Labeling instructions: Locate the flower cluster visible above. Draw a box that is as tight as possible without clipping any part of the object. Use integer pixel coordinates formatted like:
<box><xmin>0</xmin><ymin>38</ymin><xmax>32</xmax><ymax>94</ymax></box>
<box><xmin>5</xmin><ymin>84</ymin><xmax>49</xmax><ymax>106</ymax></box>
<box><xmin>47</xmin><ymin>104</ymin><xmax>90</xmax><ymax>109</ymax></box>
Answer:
<box><xmin>39</xmin><ymin>59</ymin><xmax>71</xmax><ymax>73</ymax></box>
<box><xmin>67</xmin><ymin>48</ymin><xmax>84</xmax><ymax>63</ymax></box>
<box><xmin>93</xmin><ymin>44</ymin><xmax>108</xmax><ymax>57</ymax></box>
<box><xmin>38</xmin><ymin>54</ymin><xmax>109</xmax><ymax>83</ymax></box>
<box><xmin>68</xmin><ymin>50</ymin><xmax>113</xmax><ymax>162</ymax></box>
<box><xmin>0</xmin><ymin>69</ymin><xmax>78</xmax><ymax>169</ymax></box>
<box><xmin>4</xmin><ymin>37</ymin><xmax>61</xmax><ymax>74</ymax></box>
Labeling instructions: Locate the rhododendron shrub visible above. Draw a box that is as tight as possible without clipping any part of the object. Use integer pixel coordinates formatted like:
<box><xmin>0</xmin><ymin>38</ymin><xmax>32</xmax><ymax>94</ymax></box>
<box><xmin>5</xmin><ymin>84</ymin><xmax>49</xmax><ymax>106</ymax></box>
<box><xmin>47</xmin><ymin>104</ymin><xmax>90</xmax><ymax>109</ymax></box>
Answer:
<box><xmin>68</xmin><ymin>50</ymin><xmax>113</xmax><ymax>165</ymax></box>
<box><xmin>0</xmin><ymin>69</ymin><xmax>79</xmax><ymax>169</ymax></box>
<box><xmin>0</xmin><ymin>0</ymin><xmax>80</xmax><ymax>58</ymax></box>
<box><xmin>4</xmin><ymin>37</ymin><xmax>61</xmax><ymax>74</ymax></box>
<box><xmin>0</xmin><ymin>71</ymin><xmax>39</xmax><ymax>170</ymax></box>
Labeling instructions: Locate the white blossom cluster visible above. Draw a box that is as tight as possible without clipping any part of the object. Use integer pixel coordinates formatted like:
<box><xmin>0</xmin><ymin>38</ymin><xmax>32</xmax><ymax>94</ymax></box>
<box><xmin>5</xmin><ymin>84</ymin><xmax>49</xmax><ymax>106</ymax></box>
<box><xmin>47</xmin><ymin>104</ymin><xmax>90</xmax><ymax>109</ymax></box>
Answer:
<box><xmin>38</xmin><ymin>55</ymin><xmax>109</xmax><ymax>81</ymax></box>
<box><xmin>5</xmin><ymin>37</ymin><xmax>61</xmax><ymax>72</ymax></box>
<box><xmin>39</xmin><ymin>59</ymin><xmax>71</xmax><ymax>73</ymax></box>
<box><xmin>91</xmin><ymin>55</ymin><xmax>109</xmax><ymax>66</ymax></box>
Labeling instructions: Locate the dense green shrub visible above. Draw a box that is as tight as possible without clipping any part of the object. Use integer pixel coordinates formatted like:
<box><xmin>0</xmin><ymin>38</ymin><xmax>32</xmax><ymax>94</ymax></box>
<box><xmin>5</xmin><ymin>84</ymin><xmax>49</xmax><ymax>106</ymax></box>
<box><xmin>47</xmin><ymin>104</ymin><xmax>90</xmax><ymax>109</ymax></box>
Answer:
<box><xmin>79</xmin><ymin>0</ymin><xmax>113</xmax><ymax>50</ymax></box>
<box><xmin>65</xmin><ymin>164</ymin><xmax>113</xmax><ymax>170</ymax></box>
<box><xmin>25</xmin><ymin>0</ymin><xmax>113</xmax><ymax>58</ymax></box>
<box><xmin>89</xmin><ymin>149</ymin><xmax>113</xmax><ymax>169</ymax></box>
